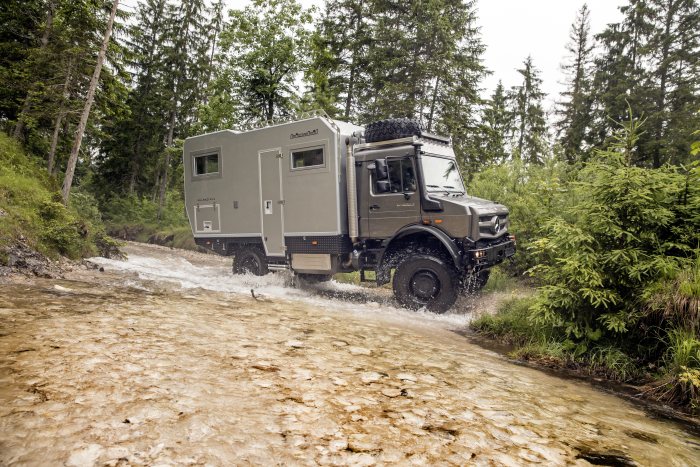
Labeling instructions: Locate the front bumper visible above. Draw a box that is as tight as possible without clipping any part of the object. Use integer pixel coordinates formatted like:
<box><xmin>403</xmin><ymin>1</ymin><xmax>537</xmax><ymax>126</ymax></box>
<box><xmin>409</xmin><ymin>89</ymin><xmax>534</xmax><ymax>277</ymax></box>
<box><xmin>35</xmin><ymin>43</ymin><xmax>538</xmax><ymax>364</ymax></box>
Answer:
<box><xmin>469</xmin><ymin>239</ymin><xmax>516</xmax><ymax>267</ymax></box>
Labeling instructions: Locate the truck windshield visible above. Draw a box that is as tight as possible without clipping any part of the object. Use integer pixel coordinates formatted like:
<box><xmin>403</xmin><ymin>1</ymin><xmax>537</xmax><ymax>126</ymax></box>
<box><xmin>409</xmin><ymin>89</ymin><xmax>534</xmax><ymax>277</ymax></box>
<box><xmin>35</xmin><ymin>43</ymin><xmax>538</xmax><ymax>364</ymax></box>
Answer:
<box><xmin>422</xmin><ymin>155</ymin><xmax>465</xmax><ymax>193</ymax></box>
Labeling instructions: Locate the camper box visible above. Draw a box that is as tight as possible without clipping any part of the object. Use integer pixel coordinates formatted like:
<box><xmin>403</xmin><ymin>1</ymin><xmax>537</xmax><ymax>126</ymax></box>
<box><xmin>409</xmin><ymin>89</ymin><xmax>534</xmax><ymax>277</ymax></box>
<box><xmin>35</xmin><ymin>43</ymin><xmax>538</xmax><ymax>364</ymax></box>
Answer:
<box><xmin>183</xmin><ymin>116</ymin><xmax>363</xmax><ymax>272</ymax></box>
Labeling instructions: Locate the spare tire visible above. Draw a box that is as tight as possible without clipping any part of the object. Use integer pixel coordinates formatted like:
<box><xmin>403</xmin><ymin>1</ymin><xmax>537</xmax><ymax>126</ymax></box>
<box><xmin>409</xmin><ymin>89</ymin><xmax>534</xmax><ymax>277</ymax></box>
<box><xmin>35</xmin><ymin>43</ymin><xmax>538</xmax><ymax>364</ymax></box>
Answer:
<box><xmin>364</xmin><ymin>118</ymin><xmax>423</xmax><ymax>143</ymax></box>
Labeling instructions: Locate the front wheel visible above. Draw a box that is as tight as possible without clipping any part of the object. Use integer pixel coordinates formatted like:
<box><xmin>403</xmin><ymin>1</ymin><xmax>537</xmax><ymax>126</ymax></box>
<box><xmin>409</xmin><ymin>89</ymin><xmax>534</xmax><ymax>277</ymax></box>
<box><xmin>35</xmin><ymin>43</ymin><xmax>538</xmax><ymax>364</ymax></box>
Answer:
<box><xmin>393</xmin><ymin>254</ymin><xmax>459</xmax><ymax>313</ymax></box>
<box><xmin>233</xmin><ymin>248</ymin><xmax>269</xmax><ymax>276</ymax></box>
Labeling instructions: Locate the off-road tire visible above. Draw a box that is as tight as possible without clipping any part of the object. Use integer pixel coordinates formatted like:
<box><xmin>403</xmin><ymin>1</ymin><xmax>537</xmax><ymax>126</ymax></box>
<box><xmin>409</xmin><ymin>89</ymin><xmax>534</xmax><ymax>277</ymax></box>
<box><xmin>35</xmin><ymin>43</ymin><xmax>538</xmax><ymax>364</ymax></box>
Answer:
<box><xmin>295</xmin><ymin>273</ymin><xmax>334</xmax><ymax>284</ymax></box>
<box><xmin>364</xmin><ymin>118</ymin><xmax>424</xmax><ymax>143</ymax></box>
<box><xmin>233</xmin><ymin>247</ymin><xmax>269</xmax><ymax>276</ymax></box>
<box><xmin>464</xmin><ymin>269</ymin><xmax>490</xmax><ymax>294</ymax></box>
<box><xmin>393</xmin><ymin>254</ymin><xmax>459</xmax><ymax>313</ymax></box>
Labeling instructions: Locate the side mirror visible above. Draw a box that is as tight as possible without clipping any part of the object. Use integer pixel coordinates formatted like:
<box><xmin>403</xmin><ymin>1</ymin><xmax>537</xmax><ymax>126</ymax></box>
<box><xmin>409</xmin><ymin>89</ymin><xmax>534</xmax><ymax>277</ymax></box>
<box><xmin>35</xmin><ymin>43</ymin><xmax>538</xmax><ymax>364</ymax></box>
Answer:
<box><xmin>375</xmin><ymin>180</ymin><xmax>391</xmax><ymax>193</ymax></box>
<box><xmin>375</xmin><ymin>159</ymin><xmax>388</xmax><ymax>180</ymax></box>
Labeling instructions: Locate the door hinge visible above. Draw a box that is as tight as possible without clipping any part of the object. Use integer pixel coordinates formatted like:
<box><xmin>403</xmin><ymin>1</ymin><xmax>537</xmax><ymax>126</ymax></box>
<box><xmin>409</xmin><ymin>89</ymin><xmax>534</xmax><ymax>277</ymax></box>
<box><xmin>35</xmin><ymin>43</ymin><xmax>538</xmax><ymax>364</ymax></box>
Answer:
<box><xmin>278</xmin><ymin>200</ymin><xmax>285</xmax><ymax>205</ymax></box>
<box><xmin>276</xmin><ymin>152</ymin><xmax>283</xmax><ymax>159</ymax></box>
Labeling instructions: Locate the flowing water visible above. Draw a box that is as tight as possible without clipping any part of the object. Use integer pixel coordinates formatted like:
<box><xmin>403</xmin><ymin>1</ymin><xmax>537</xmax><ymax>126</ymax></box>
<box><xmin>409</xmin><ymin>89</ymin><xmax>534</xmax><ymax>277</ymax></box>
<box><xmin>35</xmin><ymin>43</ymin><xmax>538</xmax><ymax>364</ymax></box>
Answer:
<box><xmin>0</xmin><ymin>242</ymin><xmax>698</xmax><ymax>466</ymax></box>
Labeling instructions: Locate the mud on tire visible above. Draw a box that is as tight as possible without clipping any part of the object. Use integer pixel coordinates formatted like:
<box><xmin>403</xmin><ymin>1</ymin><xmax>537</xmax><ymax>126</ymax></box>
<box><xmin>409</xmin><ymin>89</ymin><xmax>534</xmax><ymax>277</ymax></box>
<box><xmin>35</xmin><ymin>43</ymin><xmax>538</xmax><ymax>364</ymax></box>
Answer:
<box><xmin>364</xmin><ymin>118</ymin><xmax>424</xmax><ymax>143</ymax></box>
<box><xmin>392</xmin><ymin>254</ymin><xmax>459</xmax><ymax>313</ymax></box>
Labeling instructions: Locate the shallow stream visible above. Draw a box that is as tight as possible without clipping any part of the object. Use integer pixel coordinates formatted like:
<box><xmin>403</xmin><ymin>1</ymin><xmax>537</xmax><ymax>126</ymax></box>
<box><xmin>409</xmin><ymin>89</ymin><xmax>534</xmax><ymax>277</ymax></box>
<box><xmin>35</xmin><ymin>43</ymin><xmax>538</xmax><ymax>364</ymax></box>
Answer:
<box><xmin>0</xmin><ymin>243</ymin><xmax>698</xmax><ymax>465</ymax></box>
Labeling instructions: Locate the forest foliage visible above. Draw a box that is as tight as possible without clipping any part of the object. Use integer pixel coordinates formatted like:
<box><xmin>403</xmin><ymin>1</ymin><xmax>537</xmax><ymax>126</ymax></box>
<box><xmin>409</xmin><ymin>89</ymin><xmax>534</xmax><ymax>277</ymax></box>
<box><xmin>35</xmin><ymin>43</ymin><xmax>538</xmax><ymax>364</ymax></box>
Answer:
<box><xmin>1</xmin><ymin>0</ymin><xmax>699</xmax><ymax>406</ymax></box>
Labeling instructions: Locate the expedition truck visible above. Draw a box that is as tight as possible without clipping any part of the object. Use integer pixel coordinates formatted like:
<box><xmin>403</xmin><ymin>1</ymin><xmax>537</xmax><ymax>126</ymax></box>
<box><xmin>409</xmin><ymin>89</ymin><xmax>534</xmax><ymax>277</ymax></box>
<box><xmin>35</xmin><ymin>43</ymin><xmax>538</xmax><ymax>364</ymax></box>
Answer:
<box><xmin>183</xmin><ymin>114</ymin><xmax>515</xmax><ymax>312</ymax></box>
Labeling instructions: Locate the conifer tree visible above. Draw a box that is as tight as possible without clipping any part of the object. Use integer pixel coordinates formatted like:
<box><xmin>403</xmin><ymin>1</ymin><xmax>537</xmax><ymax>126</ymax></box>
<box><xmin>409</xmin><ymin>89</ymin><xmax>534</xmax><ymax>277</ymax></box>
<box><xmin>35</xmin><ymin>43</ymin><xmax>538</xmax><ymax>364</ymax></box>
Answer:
<box><xmin>479</xmin><ymin>81</ymin><xmax>512</xmax><ymax>164</ymax></box>
<box><xmin>555</xmin><ymin>4</ymin><xmax>594</xmax><ymax>163</ymax></box>
<box><xmin>62</xmin><ymin>0</ymin><xmax>120</xmax><ymax>204</ymax></box>
<box><xmin>510</xmin><ymin>56</ymin><xmax>548</xmax><ymax>164</ymax></box>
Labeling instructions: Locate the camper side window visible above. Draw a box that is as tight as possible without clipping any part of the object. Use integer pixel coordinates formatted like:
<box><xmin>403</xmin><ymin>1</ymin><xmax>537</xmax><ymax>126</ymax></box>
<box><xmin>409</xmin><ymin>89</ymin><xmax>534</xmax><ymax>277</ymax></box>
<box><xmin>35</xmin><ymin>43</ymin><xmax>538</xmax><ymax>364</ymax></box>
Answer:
<box><xmin>194</xmin><ymin>153</ymin><xmax>219</xmax><ymax>176</ymax></box>
<box><xmin>291</xmin><ymin>148</ymin><xmax>324</xmax><ymax>169</ymax></box>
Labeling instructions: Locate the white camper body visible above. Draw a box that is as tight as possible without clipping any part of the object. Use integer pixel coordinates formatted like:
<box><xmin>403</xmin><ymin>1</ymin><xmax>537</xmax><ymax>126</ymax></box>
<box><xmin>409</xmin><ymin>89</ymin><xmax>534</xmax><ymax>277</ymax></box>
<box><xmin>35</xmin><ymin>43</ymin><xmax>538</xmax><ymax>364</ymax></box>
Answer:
<box><xmin>183</xmin><ymin>116</ymin><xmax>362</xmax><ymax>272</ymax></box>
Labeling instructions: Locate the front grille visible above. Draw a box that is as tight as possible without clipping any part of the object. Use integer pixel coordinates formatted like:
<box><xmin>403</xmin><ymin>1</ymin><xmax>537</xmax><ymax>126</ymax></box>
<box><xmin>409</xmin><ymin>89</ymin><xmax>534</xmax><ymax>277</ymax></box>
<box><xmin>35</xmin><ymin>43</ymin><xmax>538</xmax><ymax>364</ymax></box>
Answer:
<box><xmin>479</xmin><ymin>214</ymin><xmax>509</xmax><ymax>236</ymax></box>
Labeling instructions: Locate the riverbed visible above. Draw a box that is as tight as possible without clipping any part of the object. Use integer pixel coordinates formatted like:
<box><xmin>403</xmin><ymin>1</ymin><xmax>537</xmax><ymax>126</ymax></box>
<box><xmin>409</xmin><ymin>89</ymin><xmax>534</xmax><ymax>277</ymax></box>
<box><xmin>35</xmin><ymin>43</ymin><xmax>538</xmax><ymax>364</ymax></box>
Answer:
<box><xmin>0</xmin><ymin>243</ymin><xmax>698</xmax><ymax>465</ymax></box>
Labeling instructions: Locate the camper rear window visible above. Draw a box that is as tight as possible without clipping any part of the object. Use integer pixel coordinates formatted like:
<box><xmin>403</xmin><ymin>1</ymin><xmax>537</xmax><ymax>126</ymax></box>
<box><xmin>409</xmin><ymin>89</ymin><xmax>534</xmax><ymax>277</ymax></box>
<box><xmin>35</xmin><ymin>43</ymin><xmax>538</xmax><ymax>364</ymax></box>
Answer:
<box><xmin>194</xmin><ymin>153</ymin><xmax>219</xmax><ymax>175</ymax></box>
<box><xmin>291</xmin><ymin>148</ymin><xmax>324</xmax><ymax>169</ymax></box>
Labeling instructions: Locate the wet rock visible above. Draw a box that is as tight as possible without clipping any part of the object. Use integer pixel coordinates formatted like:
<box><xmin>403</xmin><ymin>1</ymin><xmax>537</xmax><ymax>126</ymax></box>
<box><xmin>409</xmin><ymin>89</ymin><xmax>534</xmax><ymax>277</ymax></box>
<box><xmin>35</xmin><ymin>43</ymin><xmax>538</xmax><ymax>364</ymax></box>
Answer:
<box><xmin>380</xmin><ymin>388</ymin><xmax>402</xmax><ymax>398</ymax></box>
<box><xmin>348</xmin><ymin>434</ymin><xmax>380</xmax><ymax>453</ymax></box>
<box><xmin>348</xmin><ymin>346</ymin><xmax>371</xmax><ymax>356</ymax></box>
<box><xmin>396</xmin><ymin>373</ymin><xmax>417</xmax><ymax>382</ymax></box>
<box><xmin>576</xmin><ymin>449</ymin><xmax>637</xmax><ymax>466</ymax></box>
<box><xmin>332</xmin><ymin>378</ymin><xmax>347</xmax><ymax>386</ymax></box>
<box><xmin>2</xmin><ymin>242</ymin><xmax>61</xmax><ymax>278</ymax></box>
<box><xmin>360</xmin><ymin>372</ymin><xmax>383</xmax><ymax>384</ymax></box>
<box><xmin>329</xmin><ymin>439</ymin><xmax>348</xmax><ymax>452</ymax></box>
<box><xmin>331</xmin><ymin>340</ymin><xmax>348</xmax><ymax>347</ymax></box>
<box><xmin>286</xmin><ymin>340</ymin><xmax>304</xmax><ymax>348</ymax></box>
<box><xmin>53</xmin><ymin>285</ymin><xmax>73</xmax><ymax>293</ymax></box>
<box><xmin>66</xmin><ymin>444</ymin><xmax>103</xmax><ymax>466</ymax></box>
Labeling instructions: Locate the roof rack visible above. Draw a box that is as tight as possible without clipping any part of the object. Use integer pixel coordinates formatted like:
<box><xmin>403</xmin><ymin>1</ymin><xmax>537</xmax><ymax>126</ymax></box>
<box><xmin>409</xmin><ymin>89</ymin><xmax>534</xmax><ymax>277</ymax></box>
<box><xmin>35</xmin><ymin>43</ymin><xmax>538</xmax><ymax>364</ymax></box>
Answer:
<box><xmin>354</xmin><ymin>133</ymin><xmax>452</xmax><ymax>151</ymax></box>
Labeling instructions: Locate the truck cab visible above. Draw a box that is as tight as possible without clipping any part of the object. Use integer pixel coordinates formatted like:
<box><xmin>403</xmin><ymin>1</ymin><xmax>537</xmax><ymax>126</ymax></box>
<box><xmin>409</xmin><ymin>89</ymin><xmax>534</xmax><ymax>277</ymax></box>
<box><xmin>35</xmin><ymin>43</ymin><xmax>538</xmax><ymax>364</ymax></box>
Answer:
<box><xmin>347</xmin><ymin>129</ymin><xmax>515</xmax><ymax>311</ymax></box>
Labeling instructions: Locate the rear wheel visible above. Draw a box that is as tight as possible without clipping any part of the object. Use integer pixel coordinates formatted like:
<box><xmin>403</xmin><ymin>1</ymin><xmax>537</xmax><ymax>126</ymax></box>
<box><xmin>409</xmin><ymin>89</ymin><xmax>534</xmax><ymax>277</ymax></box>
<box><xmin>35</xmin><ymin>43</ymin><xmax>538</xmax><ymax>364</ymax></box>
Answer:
<box><xmin>233</xmin><ymin>248</ymin><xmax>268</xmax><ymax>276</ymax></box>
<box><xmin>393</xmin><ymin>254</ymin><xmax>459</xmax><ymax>313</ymax></box>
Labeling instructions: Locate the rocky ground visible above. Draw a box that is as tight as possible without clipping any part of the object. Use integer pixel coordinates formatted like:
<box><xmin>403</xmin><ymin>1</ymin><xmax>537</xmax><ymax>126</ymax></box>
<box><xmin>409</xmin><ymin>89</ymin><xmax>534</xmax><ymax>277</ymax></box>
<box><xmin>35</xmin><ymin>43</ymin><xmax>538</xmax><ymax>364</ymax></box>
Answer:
<box><xmin>0</xmin><ymin>243</ymin><xmax>699</xmax><ymax>465</ymax></box>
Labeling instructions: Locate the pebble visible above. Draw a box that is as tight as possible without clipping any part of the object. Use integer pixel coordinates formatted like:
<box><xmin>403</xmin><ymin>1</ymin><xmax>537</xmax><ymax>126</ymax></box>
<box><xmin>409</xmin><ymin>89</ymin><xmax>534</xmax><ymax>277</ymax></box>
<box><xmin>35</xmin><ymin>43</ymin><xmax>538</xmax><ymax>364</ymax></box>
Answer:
<box><xmin>329</xmin><ymin>439</ymin><xmax>348</xmax><ymax>452</ymax></box>
<box><xmin>349</xmin><ymin>346</ymin><xmax>371</xmax><ymax>356</ymax></box>
<box><xmin>360</xmin><ymin>372</ymin><xmax>383</xmax><ymax>384</ymax></box>
<box><xmin>381</xmin><ymin>388</ymin><xmax>402</xmax><ymax>398</ymax></box>
<box><xmin>348</xmin><ymin>434</ymin><xmax>379</xmax><ymax>453</ymax></box>
<box><xmin>286</xmin><ymin>340</ymin><xmax>304</xmax><ymax>348</ymax></box>
<box><xmin>53</xmin><ymin>285</ymin><xmax>73</xmax><ymax>293</ymax></box>
<box><xmin>396</xmin><ymin>373</ymin><xmax>417</xmax><ymax>382</ymax></box>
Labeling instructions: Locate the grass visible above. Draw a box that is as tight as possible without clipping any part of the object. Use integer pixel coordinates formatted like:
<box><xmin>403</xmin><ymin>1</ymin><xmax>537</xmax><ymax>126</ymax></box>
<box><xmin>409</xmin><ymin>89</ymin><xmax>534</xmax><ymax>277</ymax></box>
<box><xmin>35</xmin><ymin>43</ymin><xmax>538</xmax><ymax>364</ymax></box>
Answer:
<box><xmin>481</xmin><ymin>266</ymin><xmax>519</xmax><ymax>293</ymax></box>
<box><xmin>0</xmin><ymin>133</ymin><xmax>118</xmax><ymax>259</ymax></box>
<box><xmin>471</xmin><ymin>296</ymin><xmax>646</xmax><ymax>383</ymax></box>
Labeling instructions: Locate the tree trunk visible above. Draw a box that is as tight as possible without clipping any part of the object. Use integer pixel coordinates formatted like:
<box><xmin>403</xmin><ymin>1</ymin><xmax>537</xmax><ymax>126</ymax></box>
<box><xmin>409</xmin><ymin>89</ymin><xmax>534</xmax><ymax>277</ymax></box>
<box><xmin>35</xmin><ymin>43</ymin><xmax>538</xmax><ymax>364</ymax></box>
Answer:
<box><xmin>157</xmin><ymin>109</ymin><xmax>176</xmax><ymax>219</ymax></box>
<box><xmin>344</xmin><ymin>1</ymin><xmax>363</xmax><ymax>119</ymax></box>
<box><xmin>653</xmin><ymin>0</ymin><xmax>674</xmax><ymax>169</ymax></box>
<box><xmin>61</xmin><ymin>0</ymin><xmax>119</xmax><ymax>205</ymax></box>
<box><xmin>13</xmin><ymin>1</ymin><xmax>56</xmax><ymax>140</ymax></box>
<box><xmin>48</xmin><ymin>57</ymin><xmax>74</xmax><ymax>173</ymax></box>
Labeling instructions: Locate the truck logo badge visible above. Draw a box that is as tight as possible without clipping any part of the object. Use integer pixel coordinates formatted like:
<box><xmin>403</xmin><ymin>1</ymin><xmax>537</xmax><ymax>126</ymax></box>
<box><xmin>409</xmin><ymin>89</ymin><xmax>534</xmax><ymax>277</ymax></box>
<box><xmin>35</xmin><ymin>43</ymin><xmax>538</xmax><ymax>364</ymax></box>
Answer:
<box><xmin>290</xmin><ymin>129</ymin><xmax>318</xmax><ymax>139</ymax></box>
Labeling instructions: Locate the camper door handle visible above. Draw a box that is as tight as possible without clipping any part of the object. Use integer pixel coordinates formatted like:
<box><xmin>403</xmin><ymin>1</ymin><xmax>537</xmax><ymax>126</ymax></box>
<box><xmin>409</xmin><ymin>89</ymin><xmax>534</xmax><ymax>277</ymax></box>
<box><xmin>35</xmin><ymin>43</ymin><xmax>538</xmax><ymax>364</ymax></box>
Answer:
<box><xmin>369</xmin><ymin>204</ymin><xmax>380</xmax><ymax>211</ymax></box>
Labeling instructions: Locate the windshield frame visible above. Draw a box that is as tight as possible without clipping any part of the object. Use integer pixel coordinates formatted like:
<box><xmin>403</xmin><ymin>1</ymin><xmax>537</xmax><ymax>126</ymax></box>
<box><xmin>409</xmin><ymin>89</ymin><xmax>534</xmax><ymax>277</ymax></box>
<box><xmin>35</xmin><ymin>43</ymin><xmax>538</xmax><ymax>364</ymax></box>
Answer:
<box><xmin>421</xmin><ymin>154</ymin><xmax>467</xmax><ymax>194</ymax></box>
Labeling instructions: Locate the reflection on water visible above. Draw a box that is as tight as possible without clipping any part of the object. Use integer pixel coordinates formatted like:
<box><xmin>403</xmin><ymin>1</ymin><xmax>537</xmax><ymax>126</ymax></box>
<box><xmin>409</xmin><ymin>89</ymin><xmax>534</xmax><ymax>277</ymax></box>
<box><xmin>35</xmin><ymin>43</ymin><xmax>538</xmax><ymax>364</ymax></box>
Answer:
<box><xmin>0</xmin><ymin>243</ymin><xmax>698</xmax><ymax>465</ymax></box>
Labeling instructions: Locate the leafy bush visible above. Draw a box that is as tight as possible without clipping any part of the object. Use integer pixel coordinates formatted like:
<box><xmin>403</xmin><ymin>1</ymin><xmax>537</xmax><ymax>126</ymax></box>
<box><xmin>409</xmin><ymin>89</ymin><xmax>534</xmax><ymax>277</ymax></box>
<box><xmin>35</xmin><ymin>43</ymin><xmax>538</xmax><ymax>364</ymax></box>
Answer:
<box><xmin>469</xmin><ymin>158</ymin><xmax>576</xmax><ymax>275</ymax></box>
<box><xmin>528</xmin><ymin>118</ymin><xmax>700</xmax><ymax>354</ymax></box>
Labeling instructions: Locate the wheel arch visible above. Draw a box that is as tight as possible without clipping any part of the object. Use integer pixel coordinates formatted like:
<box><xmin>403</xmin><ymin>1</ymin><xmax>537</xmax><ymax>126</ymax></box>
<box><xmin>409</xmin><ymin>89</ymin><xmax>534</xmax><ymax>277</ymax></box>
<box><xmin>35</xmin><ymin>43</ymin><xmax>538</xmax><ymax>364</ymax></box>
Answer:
<box><xmin>376</xmin><ymin>224</ymin><xmax>462</xmax><ymax>285</ymax></box>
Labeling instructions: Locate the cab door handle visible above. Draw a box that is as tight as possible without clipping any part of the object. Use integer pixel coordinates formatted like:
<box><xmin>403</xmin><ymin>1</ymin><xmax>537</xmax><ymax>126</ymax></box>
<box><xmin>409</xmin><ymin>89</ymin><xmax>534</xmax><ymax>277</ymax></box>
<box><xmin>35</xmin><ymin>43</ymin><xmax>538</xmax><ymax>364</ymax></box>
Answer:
<box><xmin>369</xmin><ymin>204</ymin><xmax>380</xmax><ymax>211</ymax></box>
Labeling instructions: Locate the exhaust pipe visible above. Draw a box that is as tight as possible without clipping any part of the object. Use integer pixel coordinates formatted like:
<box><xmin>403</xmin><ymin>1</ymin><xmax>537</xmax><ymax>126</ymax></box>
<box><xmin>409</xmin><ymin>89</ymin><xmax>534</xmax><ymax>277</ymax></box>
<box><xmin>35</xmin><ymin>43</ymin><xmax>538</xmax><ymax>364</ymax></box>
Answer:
<box><xmin>346</xmin><ymin>134</ymin><xmax>359</xmax><ymax>243</ymax></box>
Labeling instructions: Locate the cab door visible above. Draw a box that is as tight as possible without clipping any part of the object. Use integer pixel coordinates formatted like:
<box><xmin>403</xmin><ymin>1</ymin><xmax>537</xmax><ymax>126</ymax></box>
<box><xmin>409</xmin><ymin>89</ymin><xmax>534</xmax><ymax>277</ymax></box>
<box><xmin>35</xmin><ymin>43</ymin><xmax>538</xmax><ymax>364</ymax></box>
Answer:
<box><xmin>368</xmin><ymin>157</ymin><xmax>421</xmax><ymax>238</ymax></box>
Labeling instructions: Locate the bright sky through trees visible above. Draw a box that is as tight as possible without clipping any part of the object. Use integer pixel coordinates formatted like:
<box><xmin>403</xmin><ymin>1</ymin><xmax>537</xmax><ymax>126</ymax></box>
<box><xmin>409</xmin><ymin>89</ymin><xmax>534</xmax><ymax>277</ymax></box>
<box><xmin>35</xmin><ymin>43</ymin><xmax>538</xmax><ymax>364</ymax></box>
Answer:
<box><xmin>226</xmin><ymin>0</ymin><xmax>627</xmax><ymax>107</ymax></box>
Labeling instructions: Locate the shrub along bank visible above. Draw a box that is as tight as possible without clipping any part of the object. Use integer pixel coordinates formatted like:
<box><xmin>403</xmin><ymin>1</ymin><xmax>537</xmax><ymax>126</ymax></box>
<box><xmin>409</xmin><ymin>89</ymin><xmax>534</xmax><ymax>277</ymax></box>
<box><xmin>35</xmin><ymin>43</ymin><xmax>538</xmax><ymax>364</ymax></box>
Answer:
<box><xmin>0</xmin><ymin>133</ymin><xmax>121</xmax><ymax>274</ymax></box>
<box><xmin>469</xmin><ymin>120</ymin><xmax>700</xmax><ymax>411</ymax></box>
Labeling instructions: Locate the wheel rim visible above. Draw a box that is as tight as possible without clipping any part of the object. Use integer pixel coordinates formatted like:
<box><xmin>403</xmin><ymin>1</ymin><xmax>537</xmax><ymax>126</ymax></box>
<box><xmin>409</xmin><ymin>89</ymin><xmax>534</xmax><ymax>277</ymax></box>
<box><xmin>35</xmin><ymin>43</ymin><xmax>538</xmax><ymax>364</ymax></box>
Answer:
<box><xmin>410</xmin><ymin>270</ymin><xmax>440</xmax><ymax>302</ymax></box>
<box><xmin>240</xmin><ymin>256</ymin><xmax>260</xmax><ymax>274</ymax></box>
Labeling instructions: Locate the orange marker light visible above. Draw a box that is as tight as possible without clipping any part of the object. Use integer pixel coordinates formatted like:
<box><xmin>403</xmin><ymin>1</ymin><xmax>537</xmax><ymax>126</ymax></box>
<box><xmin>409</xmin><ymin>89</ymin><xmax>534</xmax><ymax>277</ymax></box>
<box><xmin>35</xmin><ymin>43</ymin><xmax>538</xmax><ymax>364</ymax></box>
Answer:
<box><xmin>311</xmin><ymin>241</ymin><xmax>318</xmax><ymax>245</ymax></box>
<box><xmin>422</xmin><ymin>220</ymin><xmax>431</xmax><ymax>225</ymax></box>
<box><xmin>434</xmin><ymin>219</ymin><xmax>443</xmax><ymax>224</ymax></box>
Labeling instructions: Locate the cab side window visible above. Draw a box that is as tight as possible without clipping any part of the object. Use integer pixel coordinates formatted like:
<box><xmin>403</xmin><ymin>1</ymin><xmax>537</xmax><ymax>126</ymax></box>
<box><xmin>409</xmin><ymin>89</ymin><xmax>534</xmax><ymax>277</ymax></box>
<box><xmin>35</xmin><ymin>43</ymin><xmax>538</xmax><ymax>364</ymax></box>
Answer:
<box><xmin>386</xmin><ymin>158</ymin><xmax>416</xmax><ymax>193</ymax></box>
